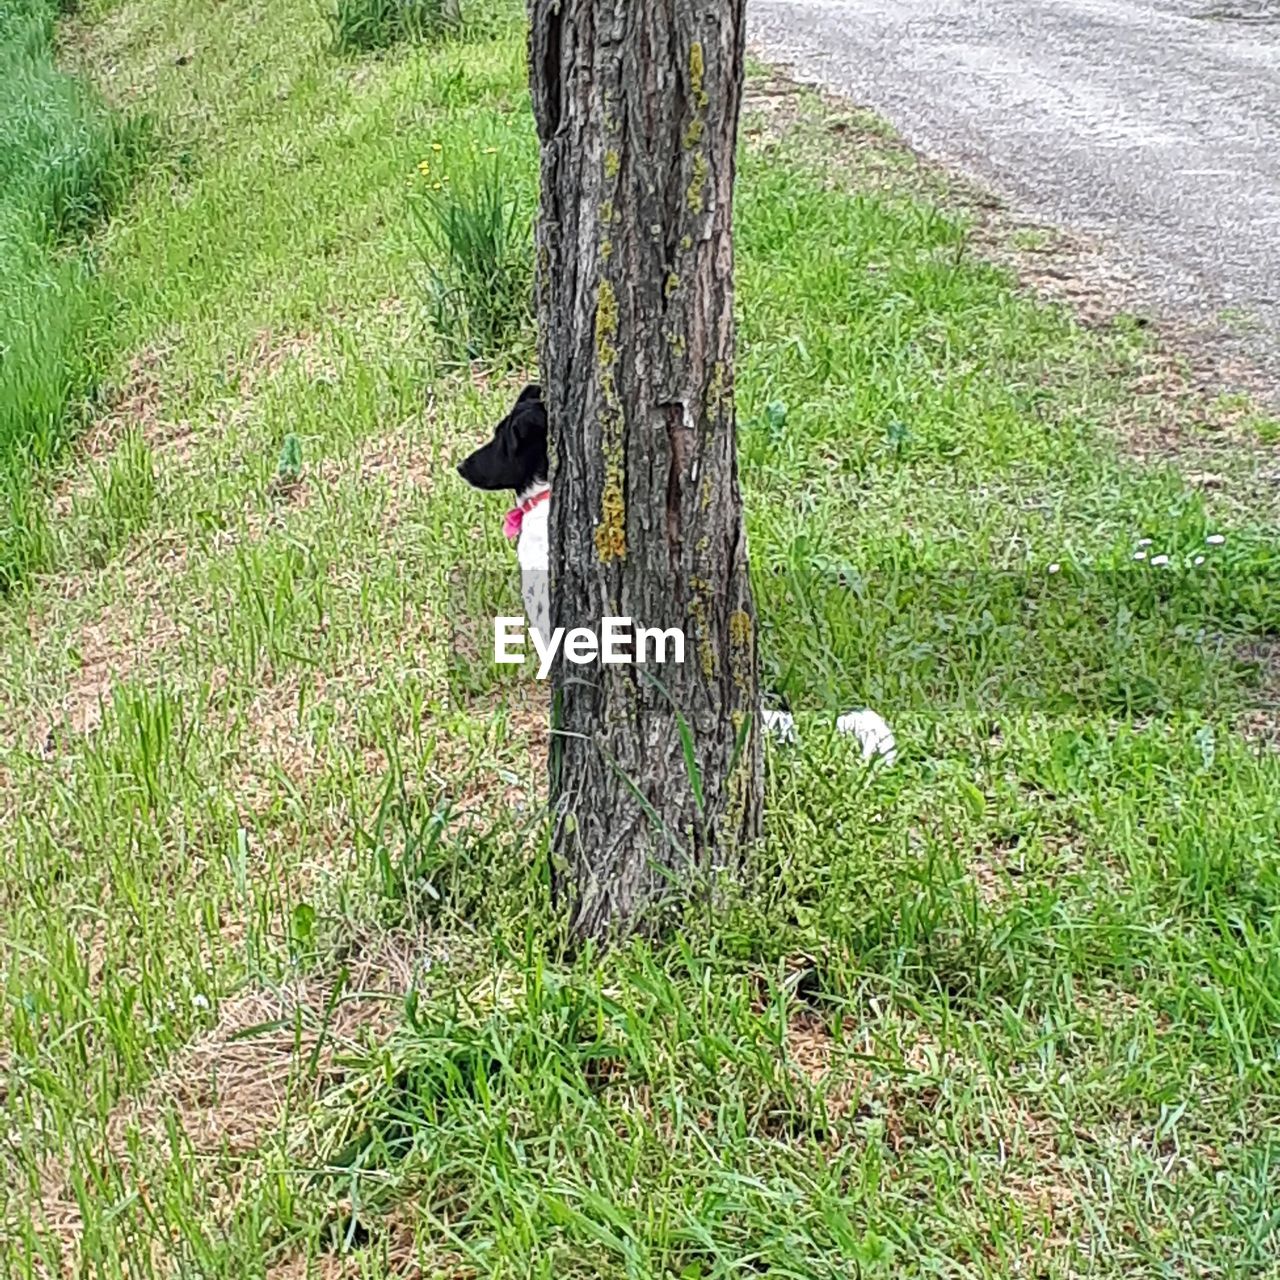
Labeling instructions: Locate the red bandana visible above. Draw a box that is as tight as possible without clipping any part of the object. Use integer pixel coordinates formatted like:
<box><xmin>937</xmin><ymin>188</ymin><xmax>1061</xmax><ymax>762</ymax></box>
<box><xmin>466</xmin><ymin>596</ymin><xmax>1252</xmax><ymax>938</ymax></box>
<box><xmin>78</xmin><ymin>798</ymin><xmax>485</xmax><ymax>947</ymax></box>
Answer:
<box><xmin>503</xmin><ymin>488</ymin><xmax>550</xmax><ymax>540</ymax></box>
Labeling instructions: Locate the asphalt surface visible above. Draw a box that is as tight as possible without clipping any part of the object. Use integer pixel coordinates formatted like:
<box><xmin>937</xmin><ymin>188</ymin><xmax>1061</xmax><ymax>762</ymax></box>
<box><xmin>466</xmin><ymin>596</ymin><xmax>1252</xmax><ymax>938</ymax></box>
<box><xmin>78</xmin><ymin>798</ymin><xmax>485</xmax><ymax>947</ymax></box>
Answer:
<box><xmin>748</xmin><ymin>0</ymin><xmax>1280</xmax><ymax>386</ymax></box>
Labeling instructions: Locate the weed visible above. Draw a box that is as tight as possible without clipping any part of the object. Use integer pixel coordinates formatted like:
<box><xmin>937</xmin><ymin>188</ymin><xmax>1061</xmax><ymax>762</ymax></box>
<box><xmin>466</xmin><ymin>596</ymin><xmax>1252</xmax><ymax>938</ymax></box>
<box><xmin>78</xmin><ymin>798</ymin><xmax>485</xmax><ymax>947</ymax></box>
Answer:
<box><xmin>408</xmin><ymin>146</ymin><xmax>534</xmax><ymax>363</ymax></box>
<box><xmin>327</xmin><ymin>0</ymin><xmax>459</xmax><ymax>54</ymax></box>
<box><xmin>275</xmin><ymin>432</ymin><xmax>304</xmax><ymax>487</ymax></box>
<box><xmin>81</xmin><ymin>429</ymin><xmax>157</xmax><ymax>564</ymax></box>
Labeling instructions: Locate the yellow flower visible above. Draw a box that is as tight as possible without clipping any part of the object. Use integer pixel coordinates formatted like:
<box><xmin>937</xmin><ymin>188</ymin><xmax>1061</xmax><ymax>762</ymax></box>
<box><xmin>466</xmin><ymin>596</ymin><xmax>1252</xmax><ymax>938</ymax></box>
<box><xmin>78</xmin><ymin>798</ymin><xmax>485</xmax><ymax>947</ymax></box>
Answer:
<box><xmin>417</xmin><ymin>159</ymin><xmax>431</xmax><ymax>174</ymax></box>
<box><xmin>482</xmin><ymin>146</ymin><xmax>498</xmax><ymax>155</ymax></box>
<box><xmin>431</xmin><ymin>143</ymin><xmax>443</xmax><ymax>152</ymax></box>
<box><xmin>432</xmin><ymin>182</ymin><xmax>442</xmax><ymax>190</ymax></box>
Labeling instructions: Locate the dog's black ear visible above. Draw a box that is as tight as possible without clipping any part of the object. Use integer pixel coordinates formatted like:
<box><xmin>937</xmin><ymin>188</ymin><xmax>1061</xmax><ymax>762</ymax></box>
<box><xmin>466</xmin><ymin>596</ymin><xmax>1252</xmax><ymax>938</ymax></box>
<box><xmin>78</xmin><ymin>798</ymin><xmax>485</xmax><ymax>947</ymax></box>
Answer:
<box><xmin>511</xmin><ymin>397</ymin><xmax>548</xmax><ymax>444</ymax></box>
<box><xmin>515</xmin><ymin>383</ymin><xmax>542</xmax><ymax>406</ymax></box>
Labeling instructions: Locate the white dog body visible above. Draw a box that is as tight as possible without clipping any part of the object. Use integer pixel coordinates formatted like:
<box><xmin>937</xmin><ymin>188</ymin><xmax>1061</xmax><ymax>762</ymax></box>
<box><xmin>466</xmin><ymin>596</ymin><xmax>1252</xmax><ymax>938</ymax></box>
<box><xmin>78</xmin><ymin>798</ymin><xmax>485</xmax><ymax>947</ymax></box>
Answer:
<box><xmin>508</xmin><ymin>482</ymin><xmax>551</xmax><ymax>644</ymax></box>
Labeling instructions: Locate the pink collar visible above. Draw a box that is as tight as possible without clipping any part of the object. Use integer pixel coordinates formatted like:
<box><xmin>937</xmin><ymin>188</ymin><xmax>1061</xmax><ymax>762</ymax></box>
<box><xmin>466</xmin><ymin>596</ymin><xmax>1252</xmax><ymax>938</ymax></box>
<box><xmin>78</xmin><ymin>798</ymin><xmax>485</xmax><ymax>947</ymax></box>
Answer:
<box><xmin>503</xmin><ymin>488</ymin><xmax>550</xmax><ymax>540</ymax></box>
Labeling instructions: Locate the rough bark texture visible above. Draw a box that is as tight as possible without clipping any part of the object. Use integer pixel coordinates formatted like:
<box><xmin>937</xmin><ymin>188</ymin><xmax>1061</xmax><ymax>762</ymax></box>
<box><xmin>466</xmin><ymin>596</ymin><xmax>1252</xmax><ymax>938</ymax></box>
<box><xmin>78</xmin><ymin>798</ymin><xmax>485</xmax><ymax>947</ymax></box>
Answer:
<box><xmin>529</xmin><ymin>0</ymin><xmax>762</xmax><ymax>941</ymax></box>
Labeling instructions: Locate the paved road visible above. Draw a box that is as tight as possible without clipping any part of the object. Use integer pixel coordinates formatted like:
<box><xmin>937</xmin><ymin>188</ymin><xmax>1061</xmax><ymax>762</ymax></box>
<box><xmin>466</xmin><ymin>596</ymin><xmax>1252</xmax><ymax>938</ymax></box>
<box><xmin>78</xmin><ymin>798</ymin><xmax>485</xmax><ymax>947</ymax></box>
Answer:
<box><xmin>748</xmin><ymin>0</ymin><xmax>1280</xmax><ymax>386</ymax></box>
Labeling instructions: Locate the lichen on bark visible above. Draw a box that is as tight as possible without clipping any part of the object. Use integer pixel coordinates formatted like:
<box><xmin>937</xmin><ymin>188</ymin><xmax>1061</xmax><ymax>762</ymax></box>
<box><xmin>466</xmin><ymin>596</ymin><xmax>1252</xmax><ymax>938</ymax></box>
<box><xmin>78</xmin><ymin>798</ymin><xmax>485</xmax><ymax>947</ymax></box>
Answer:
<box><xmin>530</xmin><ymin>0</ymin><xmax>761</xmax><ymax>942</ymax></box>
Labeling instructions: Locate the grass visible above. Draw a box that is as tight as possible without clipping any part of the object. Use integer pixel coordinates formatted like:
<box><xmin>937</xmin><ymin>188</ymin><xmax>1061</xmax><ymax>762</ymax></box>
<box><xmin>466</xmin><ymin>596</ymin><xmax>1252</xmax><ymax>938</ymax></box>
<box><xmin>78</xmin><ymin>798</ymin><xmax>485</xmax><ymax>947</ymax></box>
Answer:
<box><xmin>408</xmin><ymin>144</ymin><xmax>534</xmax><ymax>364</ymax></box>
<box><xmin>328</xmin><ymin>0</ymin><xmax>461</xmax><ymax>55</ymax></box>
<box><xmin>0</xmin><ymin>0</ymin><xmax>148</xmax><ymax>589</ymax></box>
<box><xmin>2</xmin><ymin>1</ymin><xmax>1279</xmax><ymax>1277</ymax></box>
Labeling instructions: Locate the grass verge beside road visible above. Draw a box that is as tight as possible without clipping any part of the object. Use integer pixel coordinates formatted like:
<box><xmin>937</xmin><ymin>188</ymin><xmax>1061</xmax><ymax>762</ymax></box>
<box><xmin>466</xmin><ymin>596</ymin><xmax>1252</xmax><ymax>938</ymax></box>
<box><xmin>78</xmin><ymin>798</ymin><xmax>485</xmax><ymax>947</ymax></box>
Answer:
<box><xmin>1</xmin><ymin>2</ymin><xmax>1278</xmax><ymax>1276</ymax></box>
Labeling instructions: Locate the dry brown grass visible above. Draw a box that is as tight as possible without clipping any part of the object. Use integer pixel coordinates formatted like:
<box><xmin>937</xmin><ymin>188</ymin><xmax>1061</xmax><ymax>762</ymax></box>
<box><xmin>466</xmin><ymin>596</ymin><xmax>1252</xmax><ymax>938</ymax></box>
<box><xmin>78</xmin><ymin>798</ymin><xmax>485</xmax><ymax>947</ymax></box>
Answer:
<box><xmin>32</xmin><ymin>931</ymin><xmax>431</xmax><ymax>1273</ymax></box>
<box><xmin>1238</xmin><ymin>637</ymin><xmax>1280</xmax><ymax>748</ymax></box>
<box><xmin>78</xmin><ymin>342</ymin><xmax>174</xmax><ymax>460</ymax></box>
<box><xmin>15</xmin><ymin>542</ymin><xmax>188</xmax><ymax>751</ymax></box>
<box><xmin>51</xmin><ymin>601</ymin><xmax>179</xmax><ymax>739</ymax></box>
<box><xmin>233</xmin><ymin>326</ymin><xmax>334</xmax><ymax>398</ymax></box>
<box><xmin>965</xmin><ymin>853</ymin><xmax>1006</xmax><ymax>906</ymax></box>
<box><xmin>263</xmin><ymin>1213</ymin><xmax>423</xmax><ymax>1279</ymax></box>
<box><xmin>261</xmin><ymin>1205</ymin><xmax>479</xmax><ymax>1280</ymax></box>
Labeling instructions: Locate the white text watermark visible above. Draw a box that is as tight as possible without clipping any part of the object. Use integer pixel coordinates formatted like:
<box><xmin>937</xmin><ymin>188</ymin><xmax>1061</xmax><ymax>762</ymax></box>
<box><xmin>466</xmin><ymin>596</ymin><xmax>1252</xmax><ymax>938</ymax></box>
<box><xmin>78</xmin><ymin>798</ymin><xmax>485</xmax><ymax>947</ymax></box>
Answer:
<box><xmin>494</xmin><ymin>617</ymin><xmax>687</xmax><ymax>679</ymax></box>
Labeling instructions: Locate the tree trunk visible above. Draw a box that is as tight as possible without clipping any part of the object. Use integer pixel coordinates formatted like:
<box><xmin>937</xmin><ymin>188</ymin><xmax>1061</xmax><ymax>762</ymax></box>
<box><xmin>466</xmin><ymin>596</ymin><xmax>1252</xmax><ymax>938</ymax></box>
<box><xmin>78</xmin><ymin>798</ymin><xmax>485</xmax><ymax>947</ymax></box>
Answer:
<box><xmin>529</xmin><ymin>0</ymin><xmax>762</xmax><ymax>941</ymax></box>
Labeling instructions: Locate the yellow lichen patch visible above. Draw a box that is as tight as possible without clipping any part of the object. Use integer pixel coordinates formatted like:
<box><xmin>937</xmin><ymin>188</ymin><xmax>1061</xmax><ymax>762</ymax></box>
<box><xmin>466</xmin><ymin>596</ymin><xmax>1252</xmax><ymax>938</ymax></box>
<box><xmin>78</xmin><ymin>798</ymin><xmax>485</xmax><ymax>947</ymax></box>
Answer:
<box><xmin>601</xmin><ymin>239</ymin><xmax>613</xmax><ymax>261</ymax></box>
<box><xmin>664</xmin><ymin>272</ymin><xmax>681</xmax><ymax>300</ymax></box>
<box><xmin>596</xmin><ymin>279</ymin><xmax>619</xmax><ymax>370</ymax></box>
<box><xmin>683</xmin><ymin>117</ymin><xmax>704</xmax><ymax>150</ymax></box>
<box><xmin>729</xmin><ymin>607</ymin><xmax>754</xmax><ymax>695</ymax></box>
<box><xmin>680</xmin><ymin>233</ymin><xmax>693</xmax><ymax>251</ymax></box>
<box><xmin>595</xmin><ymin>464</ymin><xmax>627</xmax><ymax>563</ymax></box>
<box><xmin>687</xmin><ymin>579</ymin><xmax>715</xmax><ymax>678</ymax></box>
<box><xmin>689</xmin><ymin>40</ymin><xmax>709</xmax><ymax>108</ymax></box>
<box><xmin>600</xmin><ymin>199</ymin><xmax>615</xmax><ymax>225</ymax></box>
<box><xmin>720</xmin><ymin>705</ymin><xmax>757</xmax><ymax>851</ymax></box>
<box><xmin>704</xmin><ymin>358</ymin><xmax>734</xmax><ymax>427</ymax></box>
<box><xmin>706</xmin><ymin>360</ymin><xmax>726</xmax><ymax>414</ymax></box>
<box><xmin>594</xmin><ymin>281</ymin><xmax>626</xmax><ymax>562</ymax></box>
<box><xmin>699</xmin><ymin>638</ymin><xmax>716</xmax><ymax>679</ymax></box>
<box><xmin>604</xmin><ymin>149</ymin><xmax>620</xmax><ymax>179</ymax></box>
<box><xmin>686</xmin><ymin>153</ymin><xmax>709</xmax><ymax>214</ymax></box>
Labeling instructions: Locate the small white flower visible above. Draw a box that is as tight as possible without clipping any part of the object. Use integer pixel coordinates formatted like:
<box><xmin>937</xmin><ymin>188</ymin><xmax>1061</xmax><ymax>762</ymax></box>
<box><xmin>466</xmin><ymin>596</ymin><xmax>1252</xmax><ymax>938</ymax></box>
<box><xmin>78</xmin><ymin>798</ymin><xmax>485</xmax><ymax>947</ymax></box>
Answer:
<box><xmin>1150</xmin><ymin>554</ymin><xmax>1170</xmax><ymax>566</ymax></box>
<box><xmin>1133</xmin><ymin>550</ymin><xmax>1147</xmax><ymax>561</ymax></box>
<box><xmin>1206</xmin><ymin>534</ymin><xmax>1226</xmax><ymax>546</ymax></box>
<box><xmin>1194</xmin><ymin>555</ymin><xmax>1206</xmax><ymax>566</ymax></box>
<box><xmin>193</xmin><ymin>994</ymin><xmax>210</xmax><ymax>1011</ymax></box>
<box><xmin>1048</xmin><ymin>562</ymin><xmax>1061</xmax><ymax>574</ymax></box>
<box><xmin>1137</xmin><ymin>538</ymin><xmax>1153</xmax><ymax>548</ymax></box>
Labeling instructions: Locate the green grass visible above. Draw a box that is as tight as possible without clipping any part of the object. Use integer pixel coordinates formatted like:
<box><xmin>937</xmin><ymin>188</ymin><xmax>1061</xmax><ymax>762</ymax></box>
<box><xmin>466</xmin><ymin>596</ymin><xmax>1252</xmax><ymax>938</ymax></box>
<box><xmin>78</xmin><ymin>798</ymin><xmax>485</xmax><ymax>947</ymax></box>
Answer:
<box><xmin>328</xmin><ymin>0</ymin><xmax>460</xmax><ymax>55</ymax></box>
<box><xmin>408</xmin><ymin>143</ymin><xmax>534</xmax><ymax>364</ymax></box>
<box><xmin>2</xmin><ymin>0</ymin><xmax>1279</xmax><ymax>1276</ymax></box>
<box><xmin>0</xmin><ymin>0</ymin><xmax>149</xmax><ymax>589</ymax></box>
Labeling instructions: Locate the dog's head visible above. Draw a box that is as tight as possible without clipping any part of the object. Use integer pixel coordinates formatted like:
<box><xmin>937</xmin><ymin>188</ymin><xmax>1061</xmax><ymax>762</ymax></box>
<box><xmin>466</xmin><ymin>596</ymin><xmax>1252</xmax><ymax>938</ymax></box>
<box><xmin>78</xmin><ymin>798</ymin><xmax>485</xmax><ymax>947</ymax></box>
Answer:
<box><xmin>456</xmin><ymin>384</ymin><xmax>548</xmax><ymax>494</ymax></box>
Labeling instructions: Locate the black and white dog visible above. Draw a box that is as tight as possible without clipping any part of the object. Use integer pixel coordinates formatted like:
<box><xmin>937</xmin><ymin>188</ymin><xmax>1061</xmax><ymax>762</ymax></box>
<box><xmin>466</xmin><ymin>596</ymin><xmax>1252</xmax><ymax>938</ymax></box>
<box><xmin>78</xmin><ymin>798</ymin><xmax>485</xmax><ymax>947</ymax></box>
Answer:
<box><xmin>456</xmin><ymin>385</ymin><xmax>895</xmax><ymax>762</ymax></box>
<box><xmin>456</xmin><ymin>384</ymin><xmax>552</xmax><ymax>644</ymax></box>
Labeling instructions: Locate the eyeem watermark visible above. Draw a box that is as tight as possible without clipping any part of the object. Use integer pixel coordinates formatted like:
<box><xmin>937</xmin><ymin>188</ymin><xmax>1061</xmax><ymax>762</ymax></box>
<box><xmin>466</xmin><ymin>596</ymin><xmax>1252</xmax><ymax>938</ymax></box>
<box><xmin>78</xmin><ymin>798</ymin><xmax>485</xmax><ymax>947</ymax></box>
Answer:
<box><xmin>494</xmin><ymin>617</ymin><xmax>686</xmax><ymax>679</ymax></box>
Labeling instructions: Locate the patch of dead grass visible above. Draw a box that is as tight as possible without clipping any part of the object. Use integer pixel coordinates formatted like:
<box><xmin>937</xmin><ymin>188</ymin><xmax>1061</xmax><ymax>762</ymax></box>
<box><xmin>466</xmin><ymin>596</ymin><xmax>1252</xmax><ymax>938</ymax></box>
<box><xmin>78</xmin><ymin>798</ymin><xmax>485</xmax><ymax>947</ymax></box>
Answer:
<box><xmin>47</xmin><ymin>343</ymin><xmax>178</xmax><ymax>527</ymax></box>
<box><xmin>82</xmin><ymin>343</ymin><xmax>172</xmax><ymax>457</ymax></box>
<box><xmin>501</xmin><ymin>684</ymin><xmax>551</xmax><ymax>778</ymax></box>
<box><xmin>263</xmin><ymin>1210</ymin><xmax>431</xmax><ymax>1279</ymax></box>
<box><xmin>1238</xmin><ymin>637</ymin><xmax>1280</xmax><ymax>747</ymax></box>
<box><xmin>18</xmin><ymin>543</ymin><xmax>188</xmax><ymax>750</ymax></box>
<box><xmin>233</xmin><ymin>326</ymin><xmax>334</xmax><ymax>398</ymax></box>
<box><xmin>778</xmin><ymin>1007</ymin><xmax>1083</xmax><ymax>1231</ymax></box>
<box><xmin>32</xmin><ymin>931</ymin><xmax>431</xmax><ymax>1272</ymax></box>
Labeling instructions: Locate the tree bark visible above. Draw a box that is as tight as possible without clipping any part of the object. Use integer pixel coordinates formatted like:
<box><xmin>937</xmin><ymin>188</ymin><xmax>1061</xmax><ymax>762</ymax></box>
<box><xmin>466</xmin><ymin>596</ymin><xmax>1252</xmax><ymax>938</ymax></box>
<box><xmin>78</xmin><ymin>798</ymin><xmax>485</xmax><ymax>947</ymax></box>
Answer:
<box><xmin>529</xmin><ymin>0</ymin><xmax>762</xmax><ymax>941</ymax></box>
